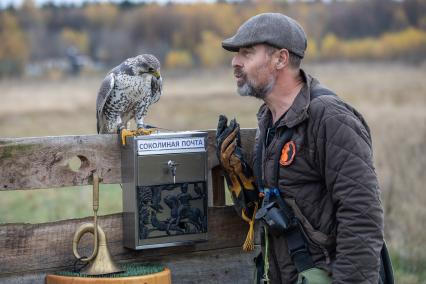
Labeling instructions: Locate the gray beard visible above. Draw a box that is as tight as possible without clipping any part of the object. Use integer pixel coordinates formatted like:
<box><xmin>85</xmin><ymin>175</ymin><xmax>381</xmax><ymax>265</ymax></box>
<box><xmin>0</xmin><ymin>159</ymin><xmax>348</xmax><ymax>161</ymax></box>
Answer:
<box><xmin>237</xmin><ymin>78</ymin><xmax>275</xmax><ymax>100</ymax></box>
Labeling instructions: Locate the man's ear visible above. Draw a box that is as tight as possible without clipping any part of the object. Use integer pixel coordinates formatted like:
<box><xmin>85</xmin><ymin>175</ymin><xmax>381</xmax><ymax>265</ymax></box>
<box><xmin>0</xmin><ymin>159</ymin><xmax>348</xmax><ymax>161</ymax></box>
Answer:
<box><xmin>276</xmin><ymin>49</ymin><xmax>289</xmax><ymax>70</ymax></box>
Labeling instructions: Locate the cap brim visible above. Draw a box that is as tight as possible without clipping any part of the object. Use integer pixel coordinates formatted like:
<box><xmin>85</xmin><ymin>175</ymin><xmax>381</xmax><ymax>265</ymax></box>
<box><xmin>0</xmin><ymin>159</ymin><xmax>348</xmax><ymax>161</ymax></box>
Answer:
<box><xmin>222</xmin><ymin>37</ymin><xmax>241</xmax><ymax>52</ymax></box>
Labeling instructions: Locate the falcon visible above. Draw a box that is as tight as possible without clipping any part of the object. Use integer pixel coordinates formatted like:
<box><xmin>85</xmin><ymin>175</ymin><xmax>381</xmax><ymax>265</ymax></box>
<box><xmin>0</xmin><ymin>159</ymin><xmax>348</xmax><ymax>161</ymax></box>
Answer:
<box><xmin>96</xmin><ymin>54</ymin><xmax>163</xmax><ymax>145</ymax></box>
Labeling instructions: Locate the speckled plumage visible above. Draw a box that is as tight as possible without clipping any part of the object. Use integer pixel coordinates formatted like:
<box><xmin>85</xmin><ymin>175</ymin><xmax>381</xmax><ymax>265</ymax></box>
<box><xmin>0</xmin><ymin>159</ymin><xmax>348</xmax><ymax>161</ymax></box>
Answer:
<box><xmin>96</xmin><ymin>54</ymin><xmax>162</xmax><ymax>133</ymax></box>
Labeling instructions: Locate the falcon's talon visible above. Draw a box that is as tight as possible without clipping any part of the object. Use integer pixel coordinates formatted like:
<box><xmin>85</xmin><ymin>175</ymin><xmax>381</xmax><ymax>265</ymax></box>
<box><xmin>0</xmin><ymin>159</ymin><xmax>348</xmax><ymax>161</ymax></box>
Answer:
<box><xmin>120</xmin><ymin>129</ymin><xmax>136</xmax><ymax>146</ymax></box>
<box><xmin>120</xmin><ymin>128</ymin><xmax>157</xmax><ymax>146</ymax></box>
<box><xmin>135</xmin><ymin>127</ymin><xmax>157</xmax><ymax>136</ymax></box>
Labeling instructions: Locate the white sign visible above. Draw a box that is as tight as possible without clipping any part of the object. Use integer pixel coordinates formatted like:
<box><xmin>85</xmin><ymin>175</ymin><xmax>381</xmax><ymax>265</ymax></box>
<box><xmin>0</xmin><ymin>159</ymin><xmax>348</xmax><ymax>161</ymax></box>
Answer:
<box><xmin>137</xmin><ymin>137</ymin><xmax>205</xmax><ymax>155</ymax></box>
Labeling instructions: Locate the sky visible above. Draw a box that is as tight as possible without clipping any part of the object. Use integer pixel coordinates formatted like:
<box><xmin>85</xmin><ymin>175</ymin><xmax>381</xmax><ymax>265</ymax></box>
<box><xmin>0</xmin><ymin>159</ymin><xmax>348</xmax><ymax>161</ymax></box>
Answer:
<box><xmin>0</xmin><ymin>0</ymin><xmax>331</xmax><ymax>9</ymax></box>
<box><xmin>0</xmin><ymin>0</ymin><xmax>217</xmax><ymax>8</ymax></box>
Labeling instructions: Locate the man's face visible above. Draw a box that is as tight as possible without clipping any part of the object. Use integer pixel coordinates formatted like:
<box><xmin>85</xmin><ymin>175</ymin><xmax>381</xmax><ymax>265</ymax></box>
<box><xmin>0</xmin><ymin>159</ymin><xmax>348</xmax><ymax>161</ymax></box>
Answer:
<box><xmin>232</xmin><ymin>44</ymin><xmax>276</xmax><ymax>99</ymax></box>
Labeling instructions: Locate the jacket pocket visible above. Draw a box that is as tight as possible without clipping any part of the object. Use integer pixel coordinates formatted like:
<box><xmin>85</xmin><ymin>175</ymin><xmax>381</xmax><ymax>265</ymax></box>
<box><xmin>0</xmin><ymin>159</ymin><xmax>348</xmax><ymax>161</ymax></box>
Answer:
<box><xmin>285</xmin><ymin>198</ymin><xmax>336</xmax><ymax>263</ymax></box>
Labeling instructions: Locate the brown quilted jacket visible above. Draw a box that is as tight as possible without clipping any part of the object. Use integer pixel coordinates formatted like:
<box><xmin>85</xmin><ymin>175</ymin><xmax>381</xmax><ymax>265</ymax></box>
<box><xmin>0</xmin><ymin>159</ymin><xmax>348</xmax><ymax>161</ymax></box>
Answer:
<box><xmin>253</xmin><ymin>70</ymin><xmax>384</xmax><ymax>283</ymax></box>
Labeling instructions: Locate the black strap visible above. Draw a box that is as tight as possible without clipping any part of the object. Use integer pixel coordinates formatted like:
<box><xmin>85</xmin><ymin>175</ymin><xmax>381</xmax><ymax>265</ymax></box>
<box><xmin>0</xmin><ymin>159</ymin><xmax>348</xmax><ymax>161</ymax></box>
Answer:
<box><xmin>253</xmin><ymin>252</ymin><xmax>265</xmax><ymax>284</ymax></box>
<box><xmin>273</xmin><ymin>192</ymin><xmax>314</xmax><ymax>272</ymax></box>
<box><xmin>254</xmin><ymin>129</ymin><xmax>266</xmax><ymax>191</ymax></box>
<box><xmin>379</xmin><ymin>242</ymin><xmax>395</xmax><ymax>284</ymax></box>
<box><xmin>285</xmin><ymin>223</ymin><xmax>315</xmax><ymax>272</ymax></box>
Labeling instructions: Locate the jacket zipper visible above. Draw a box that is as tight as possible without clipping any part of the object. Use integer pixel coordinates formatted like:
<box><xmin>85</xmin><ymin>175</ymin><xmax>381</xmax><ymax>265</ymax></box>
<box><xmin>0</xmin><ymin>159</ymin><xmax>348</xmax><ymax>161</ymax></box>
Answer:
<box><xmin>263</xmin><ymin>127</ymin><xmax>279</xmax><ymax>188</ymax></box>
<box><xmin>299</xmin><ymin>221</ymin><xmax>331</xmax><ymax>265</ymax></box>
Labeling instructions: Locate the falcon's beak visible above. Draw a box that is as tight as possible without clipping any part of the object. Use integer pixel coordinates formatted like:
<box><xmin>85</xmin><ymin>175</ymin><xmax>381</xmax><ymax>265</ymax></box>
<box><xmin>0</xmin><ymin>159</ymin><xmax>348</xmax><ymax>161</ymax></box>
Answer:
<box><xmin>152</xmin><ymin>70</ymin><xmax>161</xmax><ymax>79</ymax></box>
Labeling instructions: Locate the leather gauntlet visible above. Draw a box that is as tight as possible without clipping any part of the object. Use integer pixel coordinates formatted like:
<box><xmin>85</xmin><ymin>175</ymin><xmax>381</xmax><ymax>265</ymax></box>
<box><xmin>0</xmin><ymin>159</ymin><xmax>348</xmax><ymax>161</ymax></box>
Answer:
<box><xmin>216</xmin><ymin>115</ymin><xmax>259</xmax><ymax>251</ymax></box>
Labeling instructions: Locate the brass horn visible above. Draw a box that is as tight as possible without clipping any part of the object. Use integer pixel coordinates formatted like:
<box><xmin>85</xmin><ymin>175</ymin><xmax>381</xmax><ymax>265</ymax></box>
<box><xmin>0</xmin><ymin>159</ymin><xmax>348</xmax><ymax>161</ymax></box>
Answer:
<box><xmin>72</xmin><ymin>174</ymin><xmax>123</xmax><ymax>275</ymax></box>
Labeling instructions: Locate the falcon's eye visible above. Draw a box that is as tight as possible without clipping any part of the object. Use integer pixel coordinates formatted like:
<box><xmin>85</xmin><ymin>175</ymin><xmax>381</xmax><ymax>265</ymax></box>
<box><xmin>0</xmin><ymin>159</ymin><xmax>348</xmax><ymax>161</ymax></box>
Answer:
<box><xmin>148</xmin><ymin>67</ymin><xmax>154</xmax><ymax>73</ymax></box>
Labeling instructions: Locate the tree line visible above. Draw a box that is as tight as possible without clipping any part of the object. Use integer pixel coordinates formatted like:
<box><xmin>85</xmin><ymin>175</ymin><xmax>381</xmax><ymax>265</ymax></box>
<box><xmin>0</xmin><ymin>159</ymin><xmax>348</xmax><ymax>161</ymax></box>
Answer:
<box><xmin>0</xmin><ymin>0</ymin><xmax>425</xmax><ymax>77</ymax></box>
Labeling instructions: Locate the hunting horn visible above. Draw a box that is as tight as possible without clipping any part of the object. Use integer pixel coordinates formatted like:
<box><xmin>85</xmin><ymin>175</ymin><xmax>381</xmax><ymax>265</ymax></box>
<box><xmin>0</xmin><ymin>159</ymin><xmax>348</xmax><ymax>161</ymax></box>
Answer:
<box><xmin>72</xmin><ymin>173</ymin><xmax>123</xmax><ymax>275</ymax></box>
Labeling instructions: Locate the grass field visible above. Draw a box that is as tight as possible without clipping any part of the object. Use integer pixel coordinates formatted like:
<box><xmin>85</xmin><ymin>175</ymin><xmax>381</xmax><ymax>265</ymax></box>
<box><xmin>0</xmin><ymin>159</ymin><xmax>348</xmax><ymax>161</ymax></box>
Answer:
<box><xmin>1</xmin><ymin>62</ymin><xmax>426</xmax><ymax>283</ymax></box>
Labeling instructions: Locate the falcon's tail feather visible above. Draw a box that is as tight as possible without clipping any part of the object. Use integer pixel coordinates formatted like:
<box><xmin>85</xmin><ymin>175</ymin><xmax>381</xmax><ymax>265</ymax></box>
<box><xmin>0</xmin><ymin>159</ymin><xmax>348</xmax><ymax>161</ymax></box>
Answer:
<box><xmin>96</xmin><ymin>114</ymin><xmax>106</xmax><ymax>134</ymax></box>
<box><xmin>96</xmin><ymin>113</ymin><xmax>101</xmax><ymax>134</ymax></box>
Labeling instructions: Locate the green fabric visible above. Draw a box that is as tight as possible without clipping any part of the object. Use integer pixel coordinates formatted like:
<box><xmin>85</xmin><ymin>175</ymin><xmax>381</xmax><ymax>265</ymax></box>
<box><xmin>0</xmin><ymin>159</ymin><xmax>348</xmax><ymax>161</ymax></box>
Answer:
<box><xmin>263</xmin><ymin>226</ymin><xmax>270</xmax><ymax>283</ymax></box>
<box><xmin>296</xmin><ymin>268</ymin><xmax>332</xmax><ymax>284</ymax></box>
<box><xmin>54</xmin><ymin>263</ymin><xmax>164</xmax><ymax>278</ymax></box>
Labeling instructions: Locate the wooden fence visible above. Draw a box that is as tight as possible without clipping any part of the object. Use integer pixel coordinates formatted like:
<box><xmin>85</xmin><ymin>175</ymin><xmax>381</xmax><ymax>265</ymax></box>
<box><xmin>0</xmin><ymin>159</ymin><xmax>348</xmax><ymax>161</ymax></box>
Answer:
<box><xmin>0</xmin><ymin>129</ymin><xmax>257</xmax><ymax>283</ymax></box>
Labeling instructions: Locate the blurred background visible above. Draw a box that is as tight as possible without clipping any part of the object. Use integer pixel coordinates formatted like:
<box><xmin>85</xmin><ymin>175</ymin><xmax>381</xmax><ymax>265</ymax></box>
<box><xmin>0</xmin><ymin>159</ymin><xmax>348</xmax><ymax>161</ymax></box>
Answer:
<box><xmin>0</xmin><ymin>0</ymin><xmax>425</xmax><ymax>282</ymax></box>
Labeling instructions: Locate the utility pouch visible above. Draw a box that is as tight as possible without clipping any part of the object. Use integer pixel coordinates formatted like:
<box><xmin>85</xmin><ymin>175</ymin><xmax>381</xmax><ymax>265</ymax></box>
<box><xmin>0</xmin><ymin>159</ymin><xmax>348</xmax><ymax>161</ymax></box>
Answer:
<box><xmin>255</xmin><ymin>201</ymin><xmax>295</xmax><ymax>237</ymax></box>
<box><xmin>296</xmin><ymin>268</ymin><xmax>332</xmax><ymax>284</ymax></box>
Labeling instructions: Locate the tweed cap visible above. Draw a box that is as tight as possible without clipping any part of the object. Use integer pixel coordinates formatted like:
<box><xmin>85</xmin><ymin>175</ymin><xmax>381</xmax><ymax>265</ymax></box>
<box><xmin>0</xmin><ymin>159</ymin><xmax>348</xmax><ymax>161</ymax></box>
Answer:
<box><xmin>222</xmin><ymin>13</ymin><xmax>307</xmax><ymax>58</ymax></box>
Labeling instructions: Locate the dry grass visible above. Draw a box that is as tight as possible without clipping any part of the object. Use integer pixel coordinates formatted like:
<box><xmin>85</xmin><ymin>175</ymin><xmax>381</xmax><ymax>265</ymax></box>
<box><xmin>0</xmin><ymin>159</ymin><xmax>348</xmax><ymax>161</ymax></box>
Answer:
<box><xmin>0</xmin><ymin>68</ymin><xmax>262</xmax><ymax>136</ymax></box>
<box><xmin>1</xmin><ymin>62</ymin><xmax>425</xmax><ymax>282</ymax></box>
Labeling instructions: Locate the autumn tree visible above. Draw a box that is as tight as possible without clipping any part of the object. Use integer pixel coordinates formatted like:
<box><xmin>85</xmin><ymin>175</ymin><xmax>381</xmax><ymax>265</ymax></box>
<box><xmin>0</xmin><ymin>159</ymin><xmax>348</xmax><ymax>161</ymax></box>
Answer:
<box><xmin>61</xmin><ymin>28</ymin><xmax>89</xmax><ymax>54</ymax></box>
<box><xmin>0</xmin><ymin>12</ymin><xmax>29</xmax><ymax>77</ymax></box>
<box><xmin>195</xmin><ymin>30</ymin><xmax>229</xmax><ymax>67</ymax></box>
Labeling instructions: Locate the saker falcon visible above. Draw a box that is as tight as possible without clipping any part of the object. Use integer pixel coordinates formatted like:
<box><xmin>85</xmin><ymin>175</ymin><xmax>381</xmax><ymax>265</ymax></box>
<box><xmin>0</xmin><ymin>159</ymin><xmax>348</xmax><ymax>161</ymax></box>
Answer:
<box><xmin>96</xmin><ymin>54</ymin><xmax>163</xmax><ymax>144</ymax></box>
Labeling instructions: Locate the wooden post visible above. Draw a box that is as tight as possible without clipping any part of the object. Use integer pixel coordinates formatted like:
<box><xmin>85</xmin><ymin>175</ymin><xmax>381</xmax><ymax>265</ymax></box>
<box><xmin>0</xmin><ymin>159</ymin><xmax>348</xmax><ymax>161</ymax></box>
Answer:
<box><xmin>211</xmin><ymin>165</ymin><xmax>226</xmax><ymax>206</ymax></box>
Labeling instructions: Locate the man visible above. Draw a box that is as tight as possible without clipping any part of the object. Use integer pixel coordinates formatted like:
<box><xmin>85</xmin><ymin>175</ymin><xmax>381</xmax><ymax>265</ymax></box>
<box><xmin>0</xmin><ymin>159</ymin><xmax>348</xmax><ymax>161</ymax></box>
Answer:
<box><xmin>217</xmin><ymin>13</ymin><xmax>384</xmax><ymax>283</ymax></box>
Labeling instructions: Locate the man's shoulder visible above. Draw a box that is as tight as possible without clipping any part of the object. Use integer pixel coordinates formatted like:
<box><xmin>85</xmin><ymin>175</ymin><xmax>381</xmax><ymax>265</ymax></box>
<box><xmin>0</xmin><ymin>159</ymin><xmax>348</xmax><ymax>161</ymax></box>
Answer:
<box><xmin>308</xmin><ymin>86</ymin><xmax>357</xmax><ymax>123</ymax></box>
<box><xmin>307</xmin><ymin>85</ymin><xmax>372</xmax><ymax>143</ymax></box>
<box><xmin>303</xmin><ymin>71</ymin><xmax>353</xmax><ymax>122</ymax></box>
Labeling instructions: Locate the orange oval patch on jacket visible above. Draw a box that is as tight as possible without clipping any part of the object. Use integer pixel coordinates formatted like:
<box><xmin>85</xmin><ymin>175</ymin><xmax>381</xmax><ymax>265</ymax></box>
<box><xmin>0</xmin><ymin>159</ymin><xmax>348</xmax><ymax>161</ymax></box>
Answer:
<box><xmin>280</xmin><ymin>141</ymin><xmax>296</xmax><ymax>166</ymax></box>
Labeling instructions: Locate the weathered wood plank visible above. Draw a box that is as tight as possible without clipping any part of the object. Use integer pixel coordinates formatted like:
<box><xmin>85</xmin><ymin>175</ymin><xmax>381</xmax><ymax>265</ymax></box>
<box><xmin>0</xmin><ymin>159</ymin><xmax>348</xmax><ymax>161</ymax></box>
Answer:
<box><xmin>0</xmin><ymin>129</ymin><xmax>256</xmax><ymax>191</ymax></box>
<box><xmin>0</xmin><ymin>246</ymin><xmax>258</xmax><ymax>284</ymax></box>
<box><xmin>163</xmin><ymin>246</ymin><xmax>257</xmax><ymax>284</ymax></box>
<box><xmin>211</xmin><ymin>166</ymin><xmax>226</xmax><ymax>206</ymax></box>
<box><xmin>0</xmin><ymin>134</ymin><xmax>121</xmax><ymax>190</ymax></box>
<box><xmin>0</xmin><ymin>206</ymin><xmax>252</xmax><ymax>276</ymax></box>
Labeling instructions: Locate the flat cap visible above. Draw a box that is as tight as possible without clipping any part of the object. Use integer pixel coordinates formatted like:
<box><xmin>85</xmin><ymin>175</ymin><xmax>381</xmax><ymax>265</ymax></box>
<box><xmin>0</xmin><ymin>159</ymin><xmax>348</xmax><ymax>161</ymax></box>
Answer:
<box><xmin>222</xmin><ymin>13</ymin><xmax>307</xmax><ymax>58</ymax></box>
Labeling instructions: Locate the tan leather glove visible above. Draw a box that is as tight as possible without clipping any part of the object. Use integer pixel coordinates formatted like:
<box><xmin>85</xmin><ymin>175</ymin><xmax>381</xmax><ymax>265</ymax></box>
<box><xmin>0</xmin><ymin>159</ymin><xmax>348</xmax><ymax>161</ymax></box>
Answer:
<box><xmin>216</xmin><ymin>115</ymin><xmax>259</xmax><ymax>251</ymax></box>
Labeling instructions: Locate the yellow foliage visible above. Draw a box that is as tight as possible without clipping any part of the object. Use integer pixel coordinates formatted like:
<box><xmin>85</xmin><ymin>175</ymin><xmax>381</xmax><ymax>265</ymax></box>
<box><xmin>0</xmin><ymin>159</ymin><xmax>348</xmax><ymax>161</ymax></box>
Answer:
<box><xmin>173</xmin><ymin>5</ymin><xmax>218</xmax><ymax>50</ymax></box>
<box><xmin>320</xmin><ymin>33</ymin><xmax>343</xmax><ymax>59</ymax></box>
<box><xmin>196</xmin><ymin>30</ymin><xmax>228</xmax><ymax>68</ymax></box>
<box><xmin>84</xmin><ymin>3</ymin><xmax>118</xmax><ymax>27</ymax></box>
<box><xmin>341</xmin><ymin>37</ymin><xmax>382</xmax><ymax>60</ymax></box>
<box><xmin>305</xmin><ymin>38</ymin><xmax>319</xmax><ymax>61</ymax></box>
<box><xmin>381</xmin><ymin>28</ymin><xmax>426</xmax><ymax>59</ymax></box>
<box><xmin>165</xmin><ymin>49</ymin><xmax>193</xmax><ymax>69</ymax></box>
<box><xmin>211</xmin><ymin>4</ymin><xmax>240</xmax><ymax>37</ymax></box>
<box><xmin>319</xmin><ymin>28</ymin><xmax>426</xmax><ymax>61</ymax></box>
<box><xmin>61</xmin><ymin>28</ymin><xmax>89</xmax><ymax>54</ymax></box>
<box><xmin>0</xmin><ymin>12</ymin><xmax>28</xmax><ymax>74</ymax></box>
<box><xmin>169</xmin><ymin>3</ymin><xmax>270</xmax><ymax>50</ymax></box>
<box><xmin>172</xmin><ymin>32</ymin><xmax>184</xmax><ymax>50</ymax></box>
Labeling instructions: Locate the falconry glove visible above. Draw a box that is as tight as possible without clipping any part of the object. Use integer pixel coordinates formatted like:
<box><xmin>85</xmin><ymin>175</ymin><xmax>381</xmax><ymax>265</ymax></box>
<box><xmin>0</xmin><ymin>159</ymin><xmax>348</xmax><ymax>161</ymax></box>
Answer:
<box><xmin>216</xmin><ymin>115</ymin><xmax>259</xmax><ymax>251</ymax></box>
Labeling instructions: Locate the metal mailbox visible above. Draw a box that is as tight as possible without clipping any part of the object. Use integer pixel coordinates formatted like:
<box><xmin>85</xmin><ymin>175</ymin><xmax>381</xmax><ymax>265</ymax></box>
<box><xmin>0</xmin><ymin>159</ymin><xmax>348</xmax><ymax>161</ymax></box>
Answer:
<box><xmin>121</xmin><ymin>131</ymin><xmax>208</xmax><ymax>250</ymax></box>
